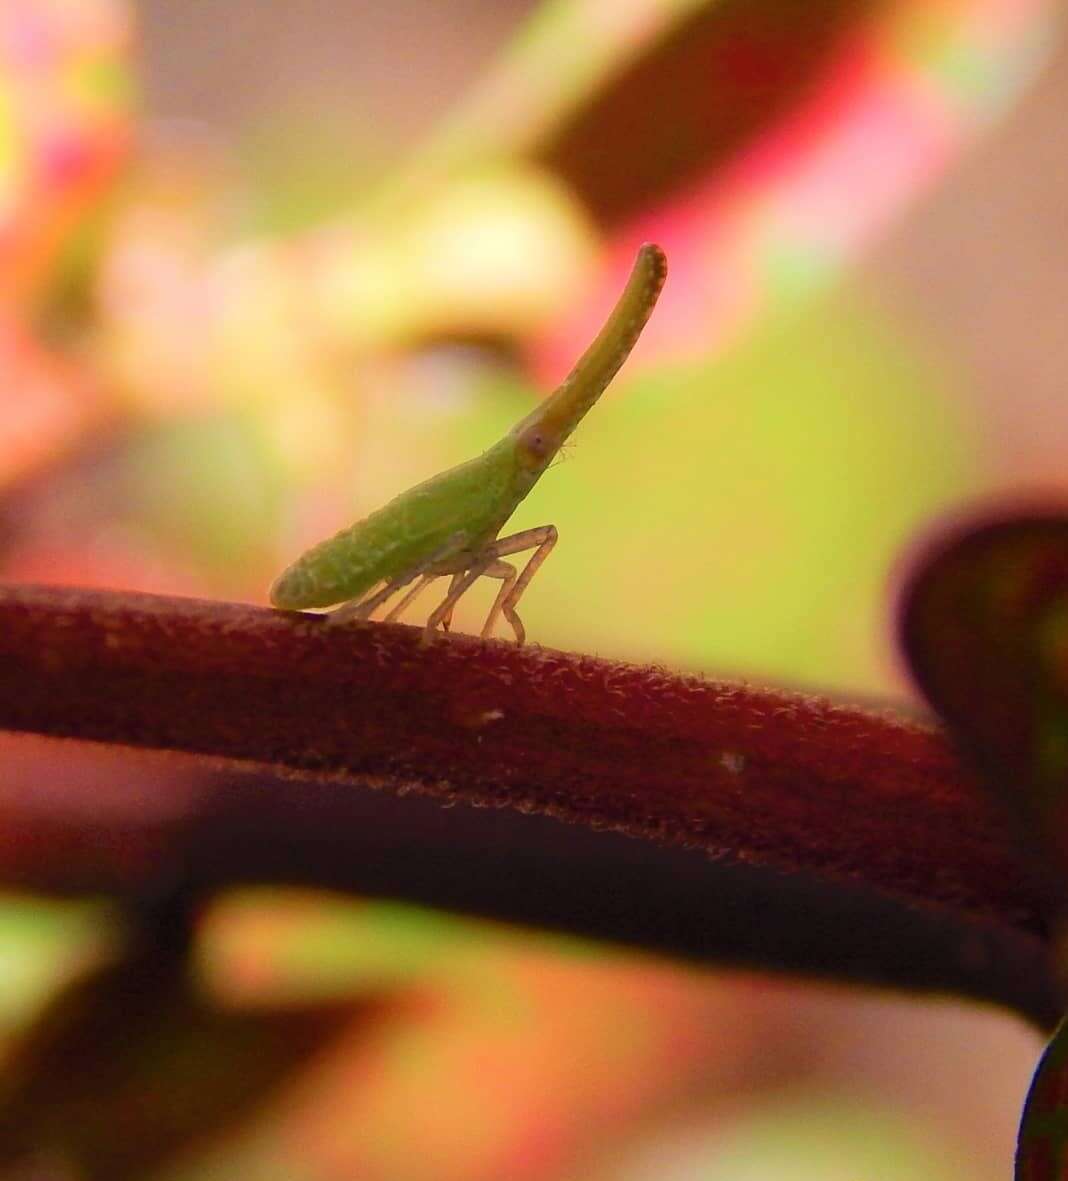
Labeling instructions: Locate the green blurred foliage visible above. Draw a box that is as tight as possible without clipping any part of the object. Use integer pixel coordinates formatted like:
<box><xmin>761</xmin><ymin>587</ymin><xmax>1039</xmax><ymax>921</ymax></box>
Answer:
<box><xmin>0</xmin><ymin>896</ymin><xmax>103</xmax><ymax>1032</ymax></box>
<box><xmin>611</xmin><ymin>1098</ymin><xmax>971</xmax><ymax>1180</ymax></box>
<box><xmin>122</xmin><ymin>413</ymin><xmax>288</xmax><ymax>578</ymax></box>
<box><xmin>235</xmin><ymin>114</ymin><xmax>386</xmax><ymax>237</ymax></box>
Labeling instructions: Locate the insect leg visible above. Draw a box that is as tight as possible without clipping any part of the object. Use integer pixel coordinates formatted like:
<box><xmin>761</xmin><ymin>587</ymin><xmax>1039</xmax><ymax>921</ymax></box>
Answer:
<box><xmin>423</xmin><ymin>557</ymin><xmax>495</xmax><ymax>641</ymax></box>
<box><xmin>478</xmin><ymin>559</ymin><xmax>519</xmax><ymax>642</ymax></box>
<box><xmin>383</xmin><ymin>574</ymin><xmax>440</xmax><ymax>623</ymax></box>
<box><xmin>435</xmin><ymin>561</ymin><xmax>521</xmax><ymax>641</ymax></box>
<box><xmin>328</xmin><ymin>571</ymin><xmax>419</xmax><ymax>626</ymax></box>
<box><xmin>438</xmin><ymin>573</ymin><xmax>465</xmax><ymax>633</ymax></box>
<box><xmin>327</xmin><ymin>531</ymin><xmax>468</xmax><ymax>628</ymax></box>
<box><xmin>480</xmin><ymin>526</ymin><xmax>557</xmax><ymax>645</ymax></box>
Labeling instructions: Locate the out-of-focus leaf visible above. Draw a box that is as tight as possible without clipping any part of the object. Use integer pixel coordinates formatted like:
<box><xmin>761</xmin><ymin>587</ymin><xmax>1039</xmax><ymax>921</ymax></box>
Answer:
<box><xmin>201</xmin><ymin>891</ymin><xmax>484</xmax><ymax>1005</ymax></box>
<box><xmin>538</xmin><ymin>0</ymin><xmax>859</xmax><ymax>225</ymax></box>
<box><xmin>314</xmin><ymin>164</ymin><xmax>598</xmax><ymax>349</ymax></box>
<box><xmin>899</xmin><ymin>511</ymin><xmax>1068</xmax><ymax>896</ymax></box>
<box><xmin>0</xmin><ymin>890</ymin><xmax>371</xmax><ymax>1181</ymax></box>
<box><xmin>616</xmin><ymin>1097</ymin><xmax>971</xmax><ymax>1181</ymax></box>
<box><xmin>535</xmin><ymin>0</ymin><xmax>1057</xmax><ymax>369</ymax></box>
<box><xmin>1017</xmin><ymin>1016</ymin><xmax>1068</xmax><ymax>1181</ymax></box>
<box><xmin>0</xmin><ymin>894</ymin><xmax>100</xmax><ymax>1033</ymax></box>
<box><xmin>378</xmin><ymin>0</ymin><xmax>710</xmax><ymax>206</ymax></box>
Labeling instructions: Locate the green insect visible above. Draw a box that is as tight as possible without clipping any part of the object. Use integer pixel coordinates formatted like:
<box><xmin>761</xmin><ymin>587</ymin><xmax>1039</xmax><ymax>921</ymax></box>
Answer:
<box><xmin>270</xmin><ymin>243</ymin><xmax>668</xmax><ymax>643</ymax></box>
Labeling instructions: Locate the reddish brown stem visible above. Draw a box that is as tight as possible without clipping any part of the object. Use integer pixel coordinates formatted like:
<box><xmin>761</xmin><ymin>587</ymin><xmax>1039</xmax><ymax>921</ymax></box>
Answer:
<box><xmin>0</xmin><ymin>583</ymin><xmax>1057</xmax><ymax>1024</ymax></box>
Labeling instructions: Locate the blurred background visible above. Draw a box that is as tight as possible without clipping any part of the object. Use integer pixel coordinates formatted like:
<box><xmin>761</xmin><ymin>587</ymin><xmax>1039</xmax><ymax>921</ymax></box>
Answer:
<box><xmin>0</xmin><ymin>0</ymin><xmax>1065</xmax><ymax>1176</ymax></box>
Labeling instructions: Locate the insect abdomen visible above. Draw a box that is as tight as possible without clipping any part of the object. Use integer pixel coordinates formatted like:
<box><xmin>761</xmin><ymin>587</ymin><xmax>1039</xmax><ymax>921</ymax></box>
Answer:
<box><xmin>270</xmin><ymin>509</ymin><xmax>429</xmax><ymax>609</ymax></box>
<box><xmin>270</xmin><ymin>445</ymin><xmax>519</xmax><ymax>611</ymax></box>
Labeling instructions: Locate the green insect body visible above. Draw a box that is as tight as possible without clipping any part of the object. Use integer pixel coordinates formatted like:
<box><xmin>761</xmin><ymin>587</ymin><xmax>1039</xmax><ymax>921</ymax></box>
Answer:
<box><xmin>270</xmin><ymin>243</ymin><xmax>668</xmax><ymax>643</ymax></box>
